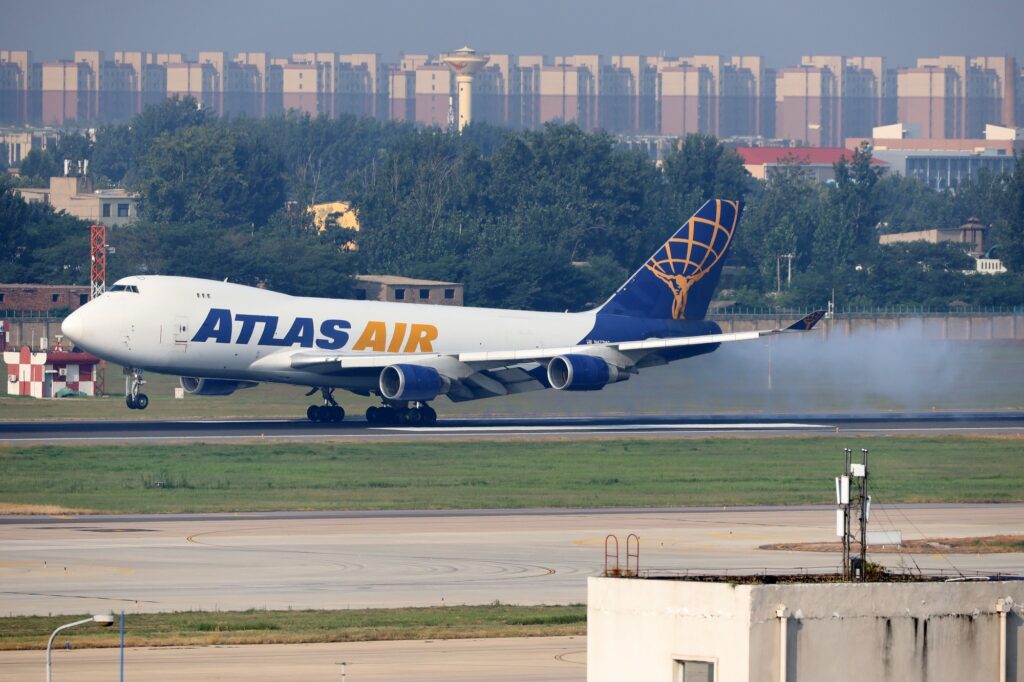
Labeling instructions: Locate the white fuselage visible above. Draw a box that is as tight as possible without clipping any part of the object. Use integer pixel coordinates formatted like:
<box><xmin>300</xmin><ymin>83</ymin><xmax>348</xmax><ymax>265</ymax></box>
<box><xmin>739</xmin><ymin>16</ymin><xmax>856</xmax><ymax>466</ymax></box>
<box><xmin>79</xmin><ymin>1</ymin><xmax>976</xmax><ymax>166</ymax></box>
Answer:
<box><xmin>63</xmin><ymin>275</ymin><xmax>597</xmax><ymax>390</ymax></box>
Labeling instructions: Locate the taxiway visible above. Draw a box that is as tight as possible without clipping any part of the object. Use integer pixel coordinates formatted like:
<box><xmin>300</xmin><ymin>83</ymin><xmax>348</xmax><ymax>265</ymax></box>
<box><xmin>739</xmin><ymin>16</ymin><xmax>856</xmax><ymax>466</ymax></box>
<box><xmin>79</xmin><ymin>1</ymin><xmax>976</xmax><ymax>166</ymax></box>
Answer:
<box><xmin>2</xmin><ymin>505</ymin><xmax>1021</xmax><ymax>617</ymax></box>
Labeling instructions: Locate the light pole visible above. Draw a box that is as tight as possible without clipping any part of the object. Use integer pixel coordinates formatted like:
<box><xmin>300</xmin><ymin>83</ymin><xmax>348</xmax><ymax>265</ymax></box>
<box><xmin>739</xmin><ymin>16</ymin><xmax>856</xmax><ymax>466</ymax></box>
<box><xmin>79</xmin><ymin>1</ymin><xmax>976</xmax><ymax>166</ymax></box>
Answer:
<box><xmin>46</xmin><ymin>614</ymin><xmax>115</xmax><ymax>682</ymax></box>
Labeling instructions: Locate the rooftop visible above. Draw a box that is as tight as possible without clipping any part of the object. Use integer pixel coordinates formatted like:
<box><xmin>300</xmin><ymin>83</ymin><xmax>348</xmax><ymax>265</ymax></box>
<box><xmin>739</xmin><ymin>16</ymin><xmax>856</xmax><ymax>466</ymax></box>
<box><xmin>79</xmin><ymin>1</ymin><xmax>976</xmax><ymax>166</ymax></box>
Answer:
<box><xmin>736</xmin><ymin>146</ymin><xmax>889</xmax><ymax>166</ymax></box>
<box><xmin>356</xmin><ymin>275</ymin><xmax>460</xmax><ymax>286</ymax></box>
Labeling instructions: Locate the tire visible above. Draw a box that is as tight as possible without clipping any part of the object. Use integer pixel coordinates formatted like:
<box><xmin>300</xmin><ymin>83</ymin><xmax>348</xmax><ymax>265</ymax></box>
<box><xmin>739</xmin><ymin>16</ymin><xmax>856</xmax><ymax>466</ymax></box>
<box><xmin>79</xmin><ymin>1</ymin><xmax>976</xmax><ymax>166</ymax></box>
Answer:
<box><xmin>422</xmin><ymin>406</ymin><xmax>437</xmax><ymax>427</ymax></box>
<box><xmin>126</xmin><ymin>395</ymin><xmax>137</xmax><ymax>410</ymax></box>
<box><xmin>307</xmin><ymin>405</ymin><xmax>319</xmax><ymax>422</ymax></box>
<box><xmin>330</xmin><ymin>406</ymin><xmax>345</xmax><ymax>423</ymax></box>
<box><xmin>404</xmin><ymin>409</ymin><xmax>422</xmax><ymax>426</ymax></box>
<box><xmin>134</xmin><ymin>393</ymin><xmax>149</xmax><ymax>410</ymax></box>
<box><xmin>366</xmin><ymin>406</ymin><xmax>379</xmax><ymax>424</ymax></box>
<box><xmin>379</xmin><ymin>407</ymin><xmax>396</xmax><ymax>425</ymax></box>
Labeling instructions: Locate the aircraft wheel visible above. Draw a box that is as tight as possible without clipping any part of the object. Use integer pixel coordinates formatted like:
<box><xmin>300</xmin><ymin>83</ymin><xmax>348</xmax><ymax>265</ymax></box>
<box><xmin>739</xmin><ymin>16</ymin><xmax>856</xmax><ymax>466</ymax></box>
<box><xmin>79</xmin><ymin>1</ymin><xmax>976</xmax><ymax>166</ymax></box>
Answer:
<box><xmin>378</xmin><ymin>407</ymin><xmax>397</xmax><ymax>425</ymax></box>
<box><xmin>134</xmin><ymin>394</ymin><xmax>149</xmax><ymax>410</ymax></box>
<box><xmin>405</xmin><ymin>408</ymin><xmax>423</xmax><ymax>426</ymax></box>
<box><xmin>366</xmin><ymin>406</ymin><xmax>379</xmax><ymax>424</ymax></box>
<box><xmin>126</xmin><ymin>395</ymin><xmax>137</xmax><ymax>410</ymax></box>
<box><xmin>421</xmin><ymin>406</ymin><xmax>437</xmax><ymax>426</ymax></box>
<box><xmin>306</xmin><ymin>405</ymin><xmax>320</xmax><ymax>422</ymax></box>
<box><xmin>329</xmin><ymin>406</ymin><xmax>345</xmax><ymax>423</ymax></box>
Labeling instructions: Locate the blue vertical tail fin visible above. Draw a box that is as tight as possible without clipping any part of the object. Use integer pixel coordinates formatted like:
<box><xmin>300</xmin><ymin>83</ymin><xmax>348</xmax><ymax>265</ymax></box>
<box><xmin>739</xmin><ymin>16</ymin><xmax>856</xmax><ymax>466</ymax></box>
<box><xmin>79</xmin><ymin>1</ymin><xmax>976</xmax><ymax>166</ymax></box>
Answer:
<box><xmin>598</xmin><ymin>199</ymin><xmax>742</xmax><ymax>321</ymax></box>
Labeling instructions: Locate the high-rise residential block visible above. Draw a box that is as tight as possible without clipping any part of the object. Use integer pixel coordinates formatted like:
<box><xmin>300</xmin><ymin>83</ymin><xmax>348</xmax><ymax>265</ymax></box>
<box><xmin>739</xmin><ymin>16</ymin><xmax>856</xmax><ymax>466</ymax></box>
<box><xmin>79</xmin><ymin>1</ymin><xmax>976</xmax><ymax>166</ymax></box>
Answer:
<box><xmin>897</xmin><ymin>56</ymin><xmax>1017</xmax><ymax>139</ymax></box>
<box><xmin>0</xmin><ymin>50</ymin><xmax>31</xmax><ymax>124</ymax></box>
<box><xmin>1</xmin><ymin>48</ymin><xmax>1020</xmax><ymax>146</ymax></box>
<box><xmin>776</xmin><ymin>56</ymin><xmax>889</xmax><ymax>146</ymax></box>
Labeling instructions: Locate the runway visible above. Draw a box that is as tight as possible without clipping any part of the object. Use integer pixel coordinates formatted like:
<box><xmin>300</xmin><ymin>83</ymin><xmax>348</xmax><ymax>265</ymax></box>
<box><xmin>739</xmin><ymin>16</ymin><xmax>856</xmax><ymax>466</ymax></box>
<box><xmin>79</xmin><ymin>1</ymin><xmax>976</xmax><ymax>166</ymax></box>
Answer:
<box><xmin>2</xmin><ymin>412</ymin><xmax>1023</xmax><ymax>444</ymax></box>
<box><xmin>2</xmin><ymin>505</ymin><xmax>1021</xmax><ymax>617</ymax></box>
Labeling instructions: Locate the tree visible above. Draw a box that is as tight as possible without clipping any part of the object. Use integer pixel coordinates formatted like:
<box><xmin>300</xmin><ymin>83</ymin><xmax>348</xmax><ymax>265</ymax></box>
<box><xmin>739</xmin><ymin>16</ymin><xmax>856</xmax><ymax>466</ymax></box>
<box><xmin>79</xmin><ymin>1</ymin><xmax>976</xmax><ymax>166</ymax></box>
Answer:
<box><xmin>132</xmin><ymin>124</ymin><xmax>285</xmax><ymax>227</ymax></box>
<box><xmin>662</xmin><ymin>133</ymin><xmax>751</xmax><ymax>217</ymax></box>
<box><xmin>17</xmin><ymin>149</ymin><xmax>60</xmax><ymax>182</ymax></box>
<box><xmin>995</xmin><ymin>153</ymin><xmax>1024</xmax><ymax>272</ymax></box>
<box><xmin>735</xmin><ymin>160</ymin><xmax>823</xmax><ymax>291</ymax></box>
<box><xmin>0</xmin><ymin>184</ymin><xmax>89</xmax><ymax>284</ymax></box>
<box><xmin>813</xmin><ymin>144</ymin><xmax>881</xmax><ymax>272</ymax></box>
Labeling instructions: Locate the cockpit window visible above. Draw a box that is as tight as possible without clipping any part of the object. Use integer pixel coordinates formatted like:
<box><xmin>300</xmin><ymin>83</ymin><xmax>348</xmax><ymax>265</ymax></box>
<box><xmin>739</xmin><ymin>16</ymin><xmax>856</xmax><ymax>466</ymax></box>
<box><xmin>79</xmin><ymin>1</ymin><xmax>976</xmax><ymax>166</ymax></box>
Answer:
<box><xmin>109</xmin><ymin>284</ymin><xmax>140</xmax><ymax>293</ymax></box>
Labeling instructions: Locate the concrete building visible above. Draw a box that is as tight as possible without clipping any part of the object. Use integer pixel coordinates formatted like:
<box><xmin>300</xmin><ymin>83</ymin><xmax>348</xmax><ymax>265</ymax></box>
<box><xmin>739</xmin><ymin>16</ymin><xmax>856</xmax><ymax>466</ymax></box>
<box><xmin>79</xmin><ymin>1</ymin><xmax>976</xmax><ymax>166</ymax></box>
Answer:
<box><xmin>849</xmin><ymin>122</ymin><xmax>1023</xmax><ymax>189</ymax></box>
<box><xmin>1</xmin><ymin>48</ymin><xmax>1020</xmax><ymax>144</ymax></box>
<box><xmin>354</xmin><ymin>275</ymin><xmax>463</xmax><ymax>306</ymax></box>
<box><xmin>775</xmin><ymin>56</ymin><xmax>889</xmax><ymax>146</ymax></box>
<box><xmin>0</xmin><ymin>50</ymin><xmax>33</xmax><ymax>125</ymax></box>
<box><xmin>0</xmin><ymin>284</ymin><xmax>91</xmax><ymax>314</ymax></box>
<box><xmin>538</xmin><ymin>61</ymin><xmax>594</xmax><ymax>128</ymax></box>
<box><xmin>879</xmin><ymin>217</ymin><xmax>1007</xmax><ymax>272</ymax></box>
<box><xmin>611</xmin><ymin>55</ymin><xmax>658</xmax><ymax>134</ymax></box>
<box><xmin>307</xmin><ymin>200</ymin><xmax>359</xmax><ymax>251</ymax></box>
<box><xmin>589</xmin><ymin>576</ymin><xmax>1024</xmax><ymax>682</ymax></box>
<box><xmin>896</xmin><ymin>56</ymin><xmax>1017</xmax><ymax>139</ymax></box>
<box><xmin>735</xmin><ymin>146</ymin><xmax>888</xmax><ymax>182</ymax></box>
<box><xmin>4</xmin><ymin>344</ymin><xmax>100</xmax><ymax>398</ymax></box>
<box><xmin>0</xmin><ymin>127</ymin><xmax>59</xmax><ymax>166</ymax></box>
<box><xmin>414</xmin><ymin>62</ymin><xmax>454</xmax><ymax>128</ymax></box>
<box><xmin>15</xmin><ymin>176</ymin><xmax>139</xmax><ymax>226</ymax></box>
<box><xmin>657</xmin><ymin>55</ymin><xmax>775</xmax><ymax>139</ymax></box>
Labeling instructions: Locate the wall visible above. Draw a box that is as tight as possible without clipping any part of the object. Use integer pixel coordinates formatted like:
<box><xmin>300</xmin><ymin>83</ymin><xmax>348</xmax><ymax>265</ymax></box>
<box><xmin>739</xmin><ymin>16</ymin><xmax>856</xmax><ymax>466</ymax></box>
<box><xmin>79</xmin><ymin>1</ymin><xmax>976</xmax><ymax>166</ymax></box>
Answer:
<box><xmin>588</xmin><ymin>577</ymin><xmax>751</xmax><ymax>682</ymax></box>
<box><xmin>589</xmin><ymin>576</ymin><xmax>1024</xmax><ymax>682</ymax></box>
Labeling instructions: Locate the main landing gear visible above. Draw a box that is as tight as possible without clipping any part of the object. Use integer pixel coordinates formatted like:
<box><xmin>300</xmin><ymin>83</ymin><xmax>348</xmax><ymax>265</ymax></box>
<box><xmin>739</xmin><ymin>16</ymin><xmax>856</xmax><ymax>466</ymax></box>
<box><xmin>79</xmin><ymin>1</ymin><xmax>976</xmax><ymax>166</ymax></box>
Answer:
<box><xmin>125</xmin><ymin>368</ymin><xmax>149</xmax><ymax>410</ymax></box>
<box><xmin>306</xmin><ymin>387</ymin><xmax>345</xmax><ymax>423</ymax></box>
<box><xmin>365</xmin><ymin>401</ymin><xmax>437</xmax><ymax>427</ymax></box>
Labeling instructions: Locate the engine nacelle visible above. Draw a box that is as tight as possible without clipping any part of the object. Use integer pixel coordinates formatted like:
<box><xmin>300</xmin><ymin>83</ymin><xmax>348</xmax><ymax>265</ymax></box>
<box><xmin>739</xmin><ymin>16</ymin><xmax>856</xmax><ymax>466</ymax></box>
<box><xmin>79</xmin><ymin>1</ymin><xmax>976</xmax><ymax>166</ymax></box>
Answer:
<box><xmin>179</xmin><ymin>377</ymin><xmax>258</xmax><ymax>396</ymax></box>
<box><xmin>379</xmin><ymin>364</ymin><xmax>450</xmax><ymax>402</ymax></box>
<box><xmin>547</xmin><ymin>354</ymin><xmax>625</xmax><ymax>391</ymax></box>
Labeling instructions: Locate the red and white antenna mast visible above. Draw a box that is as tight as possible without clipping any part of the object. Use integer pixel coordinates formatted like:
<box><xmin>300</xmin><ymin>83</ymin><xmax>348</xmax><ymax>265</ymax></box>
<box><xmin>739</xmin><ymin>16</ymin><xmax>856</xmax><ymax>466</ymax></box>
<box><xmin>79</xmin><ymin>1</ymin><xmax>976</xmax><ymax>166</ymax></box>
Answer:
<box><xmin>90</xmin><ymin>224</ymin><xmax>107</xmax><ymax>300</ymax></box>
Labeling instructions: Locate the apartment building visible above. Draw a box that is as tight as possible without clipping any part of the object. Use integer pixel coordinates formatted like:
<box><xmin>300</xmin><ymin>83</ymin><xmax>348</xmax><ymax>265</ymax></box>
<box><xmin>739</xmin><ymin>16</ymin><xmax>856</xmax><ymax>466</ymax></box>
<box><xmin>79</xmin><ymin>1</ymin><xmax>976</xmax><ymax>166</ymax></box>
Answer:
<box><xmin>896</xmin><ymin>56</ymin><xmax>1017</xmax><ymax>139</ymax></box>
<box><xmin>775</xmin><ymin>56</ymin><xmax>890</xmax><ymax>146</ymax></box>
<box><xmin>657</xmin><ymin>55</ymin><xmax>774</xmax><ymax>139</ymax></box>
<box><xmin>0</xmin><ymin>48</ymin><xmax>1019</xmax><ymax>145</ymax></box>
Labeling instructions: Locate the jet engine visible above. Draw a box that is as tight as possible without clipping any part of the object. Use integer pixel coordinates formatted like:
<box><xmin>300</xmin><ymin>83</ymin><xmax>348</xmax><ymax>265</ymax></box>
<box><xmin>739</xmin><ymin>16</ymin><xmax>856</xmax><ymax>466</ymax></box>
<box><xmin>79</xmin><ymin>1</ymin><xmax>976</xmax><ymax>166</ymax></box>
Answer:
<box><xmin>179</xmin><ymin>377</ymin><xmax>258</xmax><ymax>396</ymax></box>
<box><xmin>379</xmin><ymin>364</ymin><xmax>450</xmax><ymax>402</ymax></box>
<box><xmin>546</xmin><ymin>354</ymin><xmax>626</xmax><ymax>391</ymax></box>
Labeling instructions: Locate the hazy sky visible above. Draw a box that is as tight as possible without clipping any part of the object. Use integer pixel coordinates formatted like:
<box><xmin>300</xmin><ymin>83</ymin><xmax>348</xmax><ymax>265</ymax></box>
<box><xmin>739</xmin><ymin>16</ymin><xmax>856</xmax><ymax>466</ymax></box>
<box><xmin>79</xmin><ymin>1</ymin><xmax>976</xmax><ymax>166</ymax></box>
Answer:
<box><xmin>3</xmin><ymin>0</ymin><xmax>1022</xmax><ymax>66</ymax></box>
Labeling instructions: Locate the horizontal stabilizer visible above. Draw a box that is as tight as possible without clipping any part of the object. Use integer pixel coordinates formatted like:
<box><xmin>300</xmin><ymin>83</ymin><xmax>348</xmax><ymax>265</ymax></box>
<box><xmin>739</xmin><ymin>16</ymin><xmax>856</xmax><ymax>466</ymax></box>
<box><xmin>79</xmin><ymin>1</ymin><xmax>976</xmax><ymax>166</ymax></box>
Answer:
<box><xmin>785</xmin><ymin>310</ymin><xmax>826</xmax><ymax>332</ymax></box>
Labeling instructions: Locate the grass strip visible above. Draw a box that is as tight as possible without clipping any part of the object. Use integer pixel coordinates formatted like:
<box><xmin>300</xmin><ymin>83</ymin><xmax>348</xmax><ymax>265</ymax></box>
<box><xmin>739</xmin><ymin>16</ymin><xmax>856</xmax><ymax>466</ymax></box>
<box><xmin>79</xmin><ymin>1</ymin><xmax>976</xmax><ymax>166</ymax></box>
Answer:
<box><xmin>0</xmin><ymin>605</ymin><xmax>586</xmax><ymax>651</ymax></box>
<box><xmin>1</xmin><ymin>436</ymin><xmax>1022</xmax><ymax>514</ymax></box>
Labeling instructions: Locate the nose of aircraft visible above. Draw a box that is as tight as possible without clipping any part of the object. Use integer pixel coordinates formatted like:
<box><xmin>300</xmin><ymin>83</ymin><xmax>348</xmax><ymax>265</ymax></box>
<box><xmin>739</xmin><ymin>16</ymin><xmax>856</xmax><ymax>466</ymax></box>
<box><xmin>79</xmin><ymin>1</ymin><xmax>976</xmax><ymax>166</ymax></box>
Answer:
<box><xmin>61</xmin><ymin>307</ymin><xmax>87</xmax><ymax>346</ymax></box>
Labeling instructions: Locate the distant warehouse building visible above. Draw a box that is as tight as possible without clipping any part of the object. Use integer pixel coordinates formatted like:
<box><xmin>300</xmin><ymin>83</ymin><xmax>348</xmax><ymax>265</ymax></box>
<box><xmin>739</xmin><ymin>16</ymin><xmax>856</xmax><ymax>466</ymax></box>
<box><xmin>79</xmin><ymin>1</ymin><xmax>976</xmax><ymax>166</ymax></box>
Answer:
<box><xmin>14</xmin><ymin>176</ymin><xmax>139</xmax><ymax>226</ymax></box>
<box><xmin>848</xmin><ymin>123</ymin><xmax>1023</xmax><ymax>190</ymax></box>
<box><xmin>735</xmin><ymin>147</ymin><xmax>888</xmax><ymax>182</ymax></box>
<box><xmin>354</xmin><ymin>275</ymin><xmax>463</xmax><ymax>306</ymax></box>
<box><xmin>0</xmin><ymin>284</ymin><xmax>91</xmax><ymax>314</ymax></box>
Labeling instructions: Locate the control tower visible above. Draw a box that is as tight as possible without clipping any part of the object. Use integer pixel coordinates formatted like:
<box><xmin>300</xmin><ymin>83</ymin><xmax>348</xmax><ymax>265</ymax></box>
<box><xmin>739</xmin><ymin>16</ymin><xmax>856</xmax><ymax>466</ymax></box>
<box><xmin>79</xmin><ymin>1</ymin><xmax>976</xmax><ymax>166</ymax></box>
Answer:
<box><xmin>441</xmin><ymin>46</ymin><xmax>489</xmax><ymax>131</ymax></box>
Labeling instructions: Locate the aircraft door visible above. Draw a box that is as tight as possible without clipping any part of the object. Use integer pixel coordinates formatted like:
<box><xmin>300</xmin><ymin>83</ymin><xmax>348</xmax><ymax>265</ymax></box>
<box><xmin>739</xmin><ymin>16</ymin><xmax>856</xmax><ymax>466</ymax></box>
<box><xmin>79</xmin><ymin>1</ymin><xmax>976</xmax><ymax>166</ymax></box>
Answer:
<box><xmin>171</xmin><ymin>316</ymin><xmax>189</xmax><ymax>349</ymax></box>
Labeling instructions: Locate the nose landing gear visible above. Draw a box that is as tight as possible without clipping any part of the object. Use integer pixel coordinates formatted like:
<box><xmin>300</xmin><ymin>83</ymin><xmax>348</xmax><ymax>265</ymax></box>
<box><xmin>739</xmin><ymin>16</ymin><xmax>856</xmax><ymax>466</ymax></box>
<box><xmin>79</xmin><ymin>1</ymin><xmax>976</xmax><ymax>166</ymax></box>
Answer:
<box><xmin>365</xmin><ymin>401</ymin><xmax>437</xmax><ymax>427</ymax></box>
<box><xmin>125</xmin><ymin>368</ymin><xmax>148</xmax><ymax>410</ymax></box>
<box><xmin>306</xmin><ymin>387</ymin><xmax>345</xmax><ymax>423</ymax></box>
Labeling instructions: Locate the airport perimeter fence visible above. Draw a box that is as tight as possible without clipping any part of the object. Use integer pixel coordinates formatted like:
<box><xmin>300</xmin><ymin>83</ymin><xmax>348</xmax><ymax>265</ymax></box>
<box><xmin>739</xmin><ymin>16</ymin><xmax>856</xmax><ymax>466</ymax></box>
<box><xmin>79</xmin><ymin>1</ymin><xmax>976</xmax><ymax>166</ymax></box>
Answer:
<box><xmin>715</xmin><ymin>304</ymin><xmax>1024</xmax><ymax>318</ymax></box>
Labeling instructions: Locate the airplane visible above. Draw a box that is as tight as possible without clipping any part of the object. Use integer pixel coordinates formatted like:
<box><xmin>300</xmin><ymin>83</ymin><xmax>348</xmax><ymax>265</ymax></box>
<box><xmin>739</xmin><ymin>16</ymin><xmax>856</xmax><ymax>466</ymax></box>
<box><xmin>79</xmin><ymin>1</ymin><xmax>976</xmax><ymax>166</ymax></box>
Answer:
<box><xmin>60</xmin><ymin>199</ymin><xmax>824</xmax><ymax>426</ymax></box>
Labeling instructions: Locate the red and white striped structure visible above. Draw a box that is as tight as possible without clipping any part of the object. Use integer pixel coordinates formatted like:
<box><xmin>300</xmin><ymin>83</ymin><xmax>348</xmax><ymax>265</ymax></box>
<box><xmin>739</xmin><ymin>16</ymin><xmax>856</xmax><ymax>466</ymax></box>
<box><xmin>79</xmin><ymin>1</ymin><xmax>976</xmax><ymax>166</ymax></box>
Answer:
<box><xmin>4</xmin><ymin>345</ymin><xmax>100</xmax><ymax>398</ymax></box>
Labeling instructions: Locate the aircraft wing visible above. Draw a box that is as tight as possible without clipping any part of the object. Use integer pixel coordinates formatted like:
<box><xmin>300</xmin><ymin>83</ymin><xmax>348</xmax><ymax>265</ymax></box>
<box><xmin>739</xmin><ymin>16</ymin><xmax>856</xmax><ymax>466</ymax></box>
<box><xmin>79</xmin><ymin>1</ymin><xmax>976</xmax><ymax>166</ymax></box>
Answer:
<box><xmin>280</xmin><ymin>310</ymin><xmax>825</xmax><ymax>401</ymax></box>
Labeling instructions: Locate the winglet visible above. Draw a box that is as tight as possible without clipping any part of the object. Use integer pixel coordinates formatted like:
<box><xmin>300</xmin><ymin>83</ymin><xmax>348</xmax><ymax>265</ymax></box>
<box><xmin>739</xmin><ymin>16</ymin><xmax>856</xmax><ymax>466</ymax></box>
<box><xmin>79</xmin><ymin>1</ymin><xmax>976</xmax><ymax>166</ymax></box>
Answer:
<box><xmin>785</xmin><ymin>310</ymin><xmax>826</xmax><ymax>332</ymax></box>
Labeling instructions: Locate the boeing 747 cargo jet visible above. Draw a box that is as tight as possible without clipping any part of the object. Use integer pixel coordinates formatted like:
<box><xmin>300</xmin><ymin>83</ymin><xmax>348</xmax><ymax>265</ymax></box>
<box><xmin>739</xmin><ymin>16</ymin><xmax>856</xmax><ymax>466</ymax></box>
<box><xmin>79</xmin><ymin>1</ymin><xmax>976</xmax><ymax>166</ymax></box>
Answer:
<box><xmin>61</xmin><ymin>199</ymin><xmax>823</xmax><ymax>425</ymax></box>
